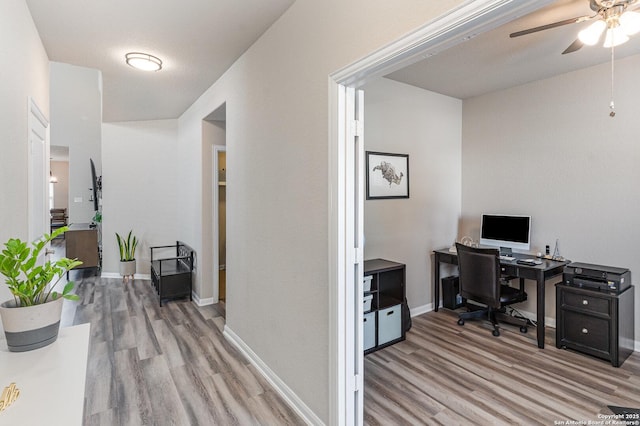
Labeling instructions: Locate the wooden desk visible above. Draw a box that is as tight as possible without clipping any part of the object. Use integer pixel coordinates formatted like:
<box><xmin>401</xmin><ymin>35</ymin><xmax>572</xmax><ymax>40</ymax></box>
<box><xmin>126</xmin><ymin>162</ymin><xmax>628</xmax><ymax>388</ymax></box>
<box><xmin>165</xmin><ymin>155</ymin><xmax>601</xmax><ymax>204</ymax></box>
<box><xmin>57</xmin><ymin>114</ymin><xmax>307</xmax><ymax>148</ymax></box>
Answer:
<box><xmin>65</xmin><ymin>223</ymin><xmax>100</xmax><ymax>272</ymax></box>
<box><xmin>0</xmin><ymin>323</ymin><xmax>90</xmax><ymax>424</ymax></box>
<box><xmin>433</xmin><ymin>248</ymin><xmax>568</xmax><ymax>348</ymax></box>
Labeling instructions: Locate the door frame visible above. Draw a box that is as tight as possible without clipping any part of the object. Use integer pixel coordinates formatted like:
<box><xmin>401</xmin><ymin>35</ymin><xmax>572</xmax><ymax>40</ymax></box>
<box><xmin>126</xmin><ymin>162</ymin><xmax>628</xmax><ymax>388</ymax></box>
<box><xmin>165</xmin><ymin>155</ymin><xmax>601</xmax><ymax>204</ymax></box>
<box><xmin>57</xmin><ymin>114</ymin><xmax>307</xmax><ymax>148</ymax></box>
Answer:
<box><xmin>28</xmin><ymin>97</ymin><xmax>50</xmax><ymax>244</ymax></box>
<box><xmin>212</xmin><ymin>144</ymin><xmax>227</xmax><ymax>303</ymax></box>
<box><xmin>327</xmin><ymin>0</ymin><xmax>552</xmax><ymax>424</ymax></box>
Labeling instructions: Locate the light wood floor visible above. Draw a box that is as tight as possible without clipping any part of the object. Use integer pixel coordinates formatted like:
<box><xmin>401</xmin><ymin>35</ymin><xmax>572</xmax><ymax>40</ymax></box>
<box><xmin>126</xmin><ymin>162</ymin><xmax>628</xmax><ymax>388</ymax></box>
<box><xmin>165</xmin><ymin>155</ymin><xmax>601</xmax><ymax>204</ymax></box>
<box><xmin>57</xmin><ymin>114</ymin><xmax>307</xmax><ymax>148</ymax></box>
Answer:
<box><xmin>61</xmin><ymin>271</ymin><xmax>303</xmax><ymax>425</ymax></box>
<box><xmin>364</xmin><ymin>309</ymin><xmax>640</xmax><ymax>425</ymax></box>
<box><xmin>60</xmin><ymin>261</ymin><xmax>640</xmax><ymax>425</ymax></box>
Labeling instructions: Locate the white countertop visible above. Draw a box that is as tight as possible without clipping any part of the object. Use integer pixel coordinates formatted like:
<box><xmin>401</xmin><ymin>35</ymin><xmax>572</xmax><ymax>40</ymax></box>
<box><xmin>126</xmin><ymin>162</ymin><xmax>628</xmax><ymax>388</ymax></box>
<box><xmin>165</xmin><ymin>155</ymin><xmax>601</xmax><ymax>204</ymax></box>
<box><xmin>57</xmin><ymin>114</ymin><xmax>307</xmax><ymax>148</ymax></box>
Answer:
<box><xmin>0</xmin><ymin>323</ymin><xmax>90</xmax><ymax>425</ymax></box>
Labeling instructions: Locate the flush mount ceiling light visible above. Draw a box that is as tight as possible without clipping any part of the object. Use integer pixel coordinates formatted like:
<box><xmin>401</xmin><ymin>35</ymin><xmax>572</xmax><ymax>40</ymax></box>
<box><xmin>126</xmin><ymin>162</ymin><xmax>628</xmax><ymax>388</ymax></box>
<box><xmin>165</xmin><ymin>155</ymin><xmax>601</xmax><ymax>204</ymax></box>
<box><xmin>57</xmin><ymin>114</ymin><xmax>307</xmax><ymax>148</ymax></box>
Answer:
<box><xmin>125</xmin><ymin>52</ymin><xmax>162</xmax><ymax>71</ymax></box>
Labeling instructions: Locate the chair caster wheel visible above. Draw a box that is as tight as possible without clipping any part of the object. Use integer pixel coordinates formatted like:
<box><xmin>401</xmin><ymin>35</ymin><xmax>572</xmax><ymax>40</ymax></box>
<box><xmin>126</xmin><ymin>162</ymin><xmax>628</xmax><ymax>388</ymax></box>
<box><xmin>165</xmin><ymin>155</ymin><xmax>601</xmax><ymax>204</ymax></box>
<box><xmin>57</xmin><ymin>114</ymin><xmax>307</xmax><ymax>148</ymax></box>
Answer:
<box><xmin>457</xmin><ymin>319</ymin><xmax>465</xmax><ymax>326</ymax></box>
<box><xmin>492</xmin><ymin>329</ymin><xmax>500</xmax><ymax>337</ymax></box>
<box><xmin>520</xmin><ymin>326</ymin><xmax>528</xmax><ymax>333</ymax></box>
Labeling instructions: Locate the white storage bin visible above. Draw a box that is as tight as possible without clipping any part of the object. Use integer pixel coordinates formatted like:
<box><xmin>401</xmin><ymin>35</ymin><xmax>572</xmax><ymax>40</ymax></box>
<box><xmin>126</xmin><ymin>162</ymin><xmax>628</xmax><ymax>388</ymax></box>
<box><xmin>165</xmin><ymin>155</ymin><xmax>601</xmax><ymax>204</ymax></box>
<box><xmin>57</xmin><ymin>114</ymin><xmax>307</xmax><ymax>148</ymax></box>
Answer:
<box><xmin>363</xmin><ymin>294</ymin><xmax>373</xmax><ymax>312</ymax></box>
<box><xmin>363</xmin><ymin>275</ymin><xmax>373</xmax><ymax>292</ymax></box>
<box><xmin>378</xmin><ymin>304</ymin><xmax>402</xmax><ymax>345</ymax></box>
<box><xmin>363</xmin><ymin>312</ymin><xmax>376</xmax><ymax>351</ymax></box>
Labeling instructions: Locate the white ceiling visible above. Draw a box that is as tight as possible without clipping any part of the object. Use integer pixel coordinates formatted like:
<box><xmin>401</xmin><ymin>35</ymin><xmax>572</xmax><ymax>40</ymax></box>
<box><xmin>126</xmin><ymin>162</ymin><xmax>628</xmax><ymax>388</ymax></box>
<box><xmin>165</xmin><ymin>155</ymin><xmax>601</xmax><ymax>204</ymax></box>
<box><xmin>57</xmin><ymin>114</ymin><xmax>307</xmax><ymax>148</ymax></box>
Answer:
<box><xmin>26</xmin><ymin>0</ymin><xmax>295</xmax><ymax>122</ymax></box>
<box><xmin>386</xmin><ymin>0</ymin><xmax>640</xmax><ymax>99</ymax></box>
<box><xmin>25</xmin><ymin>0</ymin><xmax>640</xmax><ymax>122</ymax></box>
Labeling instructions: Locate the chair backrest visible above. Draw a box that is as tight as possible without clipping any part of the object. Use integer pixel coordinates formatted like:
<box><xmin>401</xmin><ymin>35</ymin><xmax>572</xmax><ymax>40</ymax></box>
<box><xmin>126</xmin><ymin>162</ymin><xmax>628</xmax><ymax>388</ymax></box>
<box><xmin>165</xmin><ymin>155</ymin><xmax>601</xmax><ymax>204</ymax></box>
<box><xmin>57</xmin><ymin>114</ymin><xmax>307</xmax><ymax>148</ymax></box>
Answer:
<box><xmin>177</xmin><ymin>241</ymin><xmax>195</xmax><ymax>271</ymax></box>
<box><xmin>456</xmin><ymin>243</ymin><xmax>501</xmax><ymax>309</ymax></box>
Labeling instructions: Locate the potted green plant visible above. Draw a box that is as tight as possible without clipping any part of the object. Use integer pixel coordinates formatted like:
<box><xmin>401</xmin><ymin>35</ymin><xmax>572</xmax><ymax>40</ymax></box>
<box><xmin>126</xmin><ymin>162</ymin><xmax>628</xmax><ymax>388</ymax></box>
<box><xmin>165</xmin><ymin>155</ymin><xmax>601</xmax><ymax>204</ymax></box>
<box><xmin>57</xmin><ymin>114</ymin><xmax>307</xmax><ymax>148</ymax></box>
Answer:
<box><xmin>0</xmin><ymin>226</ymin><xmax>82</xmax><ymax>352</ymax></box>
<box><xmin>116</xmin><ymin>230</ymin><xmax>138</xmax><ymax>280</ymax></box>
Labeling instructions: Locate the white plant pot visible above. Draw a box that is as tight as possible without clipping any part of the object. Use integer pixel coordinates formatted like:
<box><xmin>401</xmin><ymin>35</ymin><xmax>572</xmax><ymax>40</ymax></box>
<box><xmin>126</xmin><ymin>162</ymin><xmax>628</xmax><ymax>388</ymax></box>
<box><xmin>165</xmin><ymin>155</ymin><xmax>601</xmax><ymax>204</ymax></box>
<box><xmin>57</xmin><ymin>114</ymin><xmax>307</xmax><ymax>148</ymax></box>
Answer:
<box><xmin>0</xmin><ymin>296</ymin><xmax>64</xmax><ymax>352</ymax></box>
<box><xmin>119</xmin><ymin>260</ymin><xmax>136</xmax><ymax>278</ymax></box>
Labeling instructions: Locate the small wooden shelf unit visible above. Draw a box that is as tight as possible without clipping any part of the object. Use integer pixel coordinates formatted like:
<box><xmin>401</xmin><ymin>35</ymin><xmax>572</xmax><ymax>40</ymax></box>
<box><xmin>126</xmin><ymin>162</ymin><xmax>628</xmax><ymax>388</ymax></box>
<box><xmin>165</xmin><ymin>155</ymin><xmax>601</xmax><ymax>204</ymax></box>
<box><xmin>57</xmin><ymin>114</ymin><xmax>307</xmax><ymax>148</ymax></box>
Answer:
<box><xmin>363</xmin><ymin>259</ymin><xmax>406</xmax><ymax>355</ymax></box>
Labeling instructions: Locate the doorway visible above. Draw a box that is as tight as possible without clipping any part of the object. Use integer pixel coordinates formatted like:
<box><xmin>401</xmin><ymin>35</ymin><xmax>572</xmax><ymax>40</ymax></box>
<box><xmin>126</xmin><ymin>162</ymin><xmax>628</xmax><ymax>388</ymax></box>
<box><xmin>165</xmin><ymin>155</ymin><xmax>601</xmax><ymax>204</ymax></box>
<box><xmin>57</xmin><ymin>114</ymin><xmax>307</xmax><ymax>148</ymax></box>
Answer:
<box><xmin>328</xmin><ymin>1</ymin><xmax>551</xmax><ymax>424</ymax></box>
<box><xmin>28</xmin><ymin>98</ymin><xmax>50</xmax><ymax>244</ymax></box>
<box><xmin>204</xmin><ymin>102</ymin><xmax>227</xmax><ymax>305</ymax></box>
<box><xmin>215</xmin><ymin>147</ymin><xmax>227</xmax><ymax>301</ymax></box>
<box><xmin>50</xmin><ymin>146</ymin><xmax>70</xmax><ymax>225</ymax></box>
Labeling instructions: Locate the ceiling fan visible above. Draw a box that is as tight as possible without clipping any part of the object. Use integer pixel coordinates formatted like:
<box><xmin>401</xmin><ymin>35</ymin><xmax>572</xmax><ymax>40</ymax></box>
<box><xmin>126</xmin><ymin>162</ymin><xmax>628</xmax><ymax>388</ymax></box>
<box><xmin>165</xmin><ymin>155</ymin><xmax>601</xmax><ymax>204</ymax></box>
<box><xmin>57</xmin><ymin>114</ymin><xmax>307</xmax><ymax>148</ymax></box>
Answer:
<box><xmin>510</xmin><ymin>0</ymin><xmax>640</xmax><ymax>54</ymax></box>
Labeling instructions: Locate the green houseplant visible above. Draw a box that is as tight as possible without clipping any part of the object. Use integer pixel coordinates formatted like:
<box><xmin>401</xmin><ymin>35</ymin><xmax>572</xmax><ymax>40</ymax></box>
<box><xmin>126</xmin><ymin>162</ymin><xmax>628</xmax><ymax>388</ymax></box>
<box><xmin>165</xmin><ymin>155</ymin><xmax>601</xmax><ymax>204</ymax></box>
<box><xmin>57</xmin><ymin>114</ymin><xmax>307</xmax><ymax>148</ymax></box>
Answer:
<box><xmin>0</xmin><ymin>226</ymin><xmax>82</xmax><ymax>351</ymax></box>
<box><xmin>116</xmin><ymin>230</ymin><xmax>138</xmax><ymax>280</ymax></box>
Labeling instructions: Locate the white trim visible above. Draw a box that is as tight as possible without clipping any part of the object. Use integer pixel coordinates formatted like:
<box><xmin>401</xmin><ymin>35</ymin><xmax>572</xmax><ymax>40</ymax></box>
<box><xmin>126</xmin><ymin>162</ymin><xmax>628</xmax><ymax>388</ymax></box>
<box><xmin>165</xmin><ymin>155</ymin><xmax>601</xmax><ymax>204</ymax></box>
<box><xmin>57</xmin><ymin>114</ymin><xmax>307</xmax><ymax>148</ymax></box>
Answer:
<box><xmin>327</xmin><ymin>79</ymin><xmax>346</xmax><ymax>425</ymax></box>
<box><xmin>410</xmin><ymin>303</ymin><xmax>432</xmax><ymax>318</ymax></box>
<box><xmin>419</xmin><ymin>303</ymin><xmax>557</xmax><ymax>329</ymax></box>
<box><xmin>223</xmin><ymin>325</ymin><xmax>323</xmax><ymax>426</ymax></box>
<box><xmin>27</xmin><ymin>97</ymin><xmax>50</xmax><ymax>244</ymax></box>
<box><xmin>327</xmin><ymin>1</ymin><xmax>552</xmax><ymax>424</ymax></box>
<box><xmin>514</xmin><ymin>308</ymin><xmax>556</xmax><ymax>330</ymax></box>
<box><xmin>100</xmin><ymin>272</ymin><xmax>151</xmax><ymax>280</ymax></box>
<box><xmin>100</xmin><ymin>273</ymin><xmax>211</xmax><ymax>306</ymax></box>
<box><xmin>192</xmin><ymin>294</ymin><xmax>214</xmax><ymax>306</ymax></box>
<box><xmin>330</xmin><ymin>0</ymin><xmax>554</xmax><ymax>86</ymax></box>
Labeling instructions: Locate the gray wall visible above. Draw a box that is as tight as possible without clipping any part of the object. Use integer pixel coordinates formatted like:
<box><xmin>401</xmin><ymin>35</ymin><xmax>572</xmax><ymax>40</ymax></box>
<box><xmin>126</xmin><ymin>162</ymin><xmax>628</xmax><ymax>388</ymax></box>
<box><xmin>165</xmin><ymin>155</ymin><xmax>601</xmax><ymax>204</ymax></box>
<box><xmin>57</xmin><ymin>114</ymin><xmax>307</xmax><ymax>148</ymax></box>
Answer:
<box><xmin>50</xmin><ymin>62</ymin><xmax>102</xmax><ymax>224</ymax></box>
<box><xmin>363</xmin><ymin>78</ymin><xmax>462</xmax><ymax>312</ymax></box>
<box><xmin>461</xmin><ymin>54</ymin><xmax>640</xmax><ymax>333</ymax></box>
<box><xmin>0</xmin><ymin>0</ymin><xmax>50</xmax><ymax>302</ymax></box>
<box><xmin>177</xmin><ymin>0</ymin><xmax>467</xmax><ymax>421</ymax></box>
<box><xmin>101</xmin><ymin>120</ymin><xmax>181</xmax><ymax>275</ymax></box>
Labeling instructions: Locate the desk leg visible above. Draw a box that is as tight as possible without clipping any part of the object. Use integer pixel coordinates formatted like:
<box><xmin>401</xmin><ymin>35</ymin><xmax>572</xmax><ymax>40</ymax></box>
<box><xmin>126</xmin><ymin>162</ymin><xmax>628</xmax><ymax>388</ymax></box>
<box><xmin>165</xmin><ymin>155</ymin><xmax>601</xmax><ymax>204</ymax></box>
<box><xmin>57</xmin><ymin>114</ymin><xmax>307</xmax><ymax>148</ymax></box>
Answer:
<box><xmin>536</xmin><ymin>271</ymin><xmax>545</xmax><ymax>349</ymax></box>
<box><xmin>433</xmin><ymin>253</ymin><xmax>440</xmax><ymax>312</ymax></box>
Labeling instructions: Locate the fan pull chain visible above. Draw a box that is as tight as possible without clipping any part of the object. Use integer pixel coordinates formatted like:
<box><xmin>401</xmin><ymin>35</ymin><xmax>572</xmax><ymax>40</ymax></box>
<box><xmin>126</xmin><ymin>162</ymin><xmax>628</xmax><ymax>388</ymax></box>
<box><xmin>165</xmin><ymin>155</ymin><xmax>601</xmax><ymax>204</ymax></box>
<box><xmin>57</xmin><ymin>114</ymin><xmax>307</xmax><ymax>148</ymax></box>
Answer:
<box><xmin>610</xmin><ymin>44</ymin><xmax>616</xmax><ymax>117</ymax></box>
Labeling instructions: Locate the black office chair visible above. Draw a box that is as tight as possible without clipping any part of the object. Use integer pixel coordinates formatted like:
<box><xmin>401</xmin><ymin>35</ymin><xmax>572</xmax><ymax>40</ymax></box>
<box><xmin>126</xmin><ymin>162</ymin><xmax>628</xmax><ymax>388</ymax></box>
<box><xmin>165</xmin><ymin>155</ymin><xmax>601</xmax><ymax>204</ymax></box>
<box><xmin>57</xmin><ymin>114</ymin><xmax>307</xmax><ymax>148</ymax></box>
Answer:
<box><xmin>455</xmin><ymin>243</ymin><xmax>528</xmax><ymax>337</ymax></box>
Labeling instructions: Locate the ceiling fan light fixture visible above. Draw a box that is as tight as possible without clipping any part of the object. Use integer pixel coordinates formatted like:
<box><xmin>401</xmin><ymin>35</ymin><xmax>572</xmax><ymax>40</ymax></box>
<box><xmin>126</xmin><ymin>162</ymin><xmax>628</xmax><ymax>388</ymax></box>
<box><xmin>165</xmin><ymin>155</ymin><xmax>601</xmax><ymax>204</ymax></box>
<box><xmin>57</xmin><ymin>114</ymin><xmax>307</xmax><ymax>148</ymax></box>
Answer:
<box><xmin>620</xmin><ymin>10</ymin><xmax>640</xmax><ymax>35</ymax></box>
<box><xmin>603</xmin><ymin>24</ymin><xmax>629</xmax><ymax>47</ymax></box>
<box><xmin>125</xmin><ymin>52</ymin><xmax>162</xmax><ymax>71</ymax></box>
<box><xmin>578</xmin><ymin>19</ymin><xmax>606</xmax><ymax>45</ymax></box>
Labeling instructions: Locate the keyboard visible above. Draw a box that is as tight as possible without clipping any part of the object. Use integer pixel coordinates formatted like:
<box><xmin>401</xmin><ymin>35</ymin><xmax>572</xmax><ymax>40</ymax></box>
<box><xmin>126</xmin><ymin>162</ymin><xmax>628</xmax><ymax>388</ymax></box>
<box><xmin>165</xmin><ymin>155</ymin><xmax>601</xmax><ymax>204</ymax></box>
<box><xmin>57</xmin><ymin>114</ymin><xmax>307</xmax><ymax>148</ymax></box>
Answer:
<box><xmin>499</xmin><ymin>255</ymin><xmax>515</xmax><ymax>261</ymax></box>
<box><xmin>517</xmin><ymin>258</ymin><xmax>543</xmax><ymax>266</ymax></box>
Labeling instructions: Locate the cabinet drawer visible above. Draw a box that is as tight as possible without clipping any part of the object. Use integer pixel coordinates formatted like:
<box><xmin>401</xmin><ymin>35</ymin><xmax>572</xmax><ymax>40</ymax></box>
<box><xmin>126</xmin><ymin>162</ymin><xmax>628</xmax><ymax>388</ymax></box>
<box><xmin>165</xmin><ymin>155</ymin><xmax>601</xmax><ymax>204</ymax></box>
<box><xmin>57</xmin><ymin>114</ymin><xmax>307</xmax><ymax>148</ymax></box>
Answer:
<box><xmin>561</xmin><ymin>310</ymin><xmax>610</xmax><ymax>353</ymax></box>
<box><xmin>378</xmin><ymin>304</ymin><xmax>402</xmax><ymax>345</ymax></box>
<box><xmin>363</xmin><ymin>312</ymin><xmax>376</xmax><ymax>351</ymax></box>
<box><xmin>500</xmin><ymin>265</ymin><xmax>518</xmax><ymax>276</ymax></box>
<box><xmin>561</xmin><ymin>290</ymin><xmax>610</xmax><ymax>315</ymax></box>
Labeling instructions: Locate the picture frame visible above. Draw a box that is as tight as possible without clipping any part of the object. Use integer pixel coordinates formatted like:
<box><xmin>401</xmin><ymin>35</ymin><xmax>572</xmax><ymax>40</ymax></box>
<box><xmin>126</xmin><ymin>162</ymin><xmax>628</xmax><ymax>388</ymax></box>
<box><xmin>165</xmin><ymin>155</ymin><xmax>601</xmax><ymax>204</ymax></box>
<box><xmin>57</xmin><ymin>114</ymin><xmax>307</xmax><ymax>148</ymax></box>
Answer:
<box><xmin>366</xmin><ymin>151</ymin><xmax>409</xmax><ymax>199</ymax></box>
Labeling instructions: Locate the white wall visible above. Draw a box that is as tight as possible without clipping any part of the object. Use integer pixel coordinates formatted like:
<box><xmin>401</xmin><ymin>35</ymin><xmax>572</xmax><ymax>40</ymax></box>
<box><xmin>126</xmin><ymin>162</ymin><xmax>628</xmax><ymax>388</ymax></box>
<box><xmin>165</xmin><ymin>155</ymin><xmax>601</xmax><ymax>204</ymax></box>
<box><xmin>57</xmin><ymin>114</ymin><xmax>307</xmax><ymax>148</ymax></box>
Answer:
<box><xmin>363</xmin><ymin>78</ymin><xmax>462</xmax><ymax>311</ymax></box>
<box><xmin>0</xmin><ymin>0</ymin><xmax>50</xmax><ymax>303</ymax></box>
<box><xmin>50</xmin><ymin>62</ymin><xmax>102</xmax><ymax>224</ymax></box>
<box><xmin>102</xmin><ymin>120</ymin><xmax>181</xmax><ymax>275</ymax></box>
<box><xmin>462</xmin><ymin>54</ymin><xmax>640</xmax><ymax>332</ymax></box>
<box><xmin>177</xmin><ymin>0</ymin><xmax>465</xmax><ymax>421</ymax></box>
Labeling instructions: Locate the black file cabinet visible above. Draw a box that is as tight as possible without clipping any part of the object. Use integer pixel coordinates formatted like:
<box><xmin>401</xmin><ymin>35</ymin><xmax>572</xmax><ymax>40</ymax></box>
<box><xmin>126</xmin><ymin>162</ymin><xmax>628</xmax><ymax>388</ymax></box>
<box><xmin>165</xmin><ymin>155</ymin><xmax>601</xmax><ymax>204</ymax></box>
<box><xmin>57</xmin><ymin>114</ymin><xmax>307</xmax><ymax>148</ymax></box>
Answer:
<box><xmin>556</xmin><ymin>284</ymin><xmax>634</xmax><ymax>367</ymax></box>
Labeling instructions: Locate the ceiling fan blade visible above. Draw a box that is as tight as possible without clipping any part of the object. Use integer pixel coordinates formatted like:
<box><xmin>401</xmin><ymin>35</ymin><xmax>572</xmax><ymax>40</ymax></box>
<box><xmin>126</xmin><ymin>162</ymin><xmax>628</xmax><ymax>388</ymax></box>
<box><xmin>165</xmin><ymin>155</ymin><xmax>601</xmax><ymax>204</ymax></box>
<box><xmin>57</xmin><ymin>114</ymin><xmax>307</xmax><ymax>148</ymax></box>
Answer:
<box><xmin>562</xmin><ymin>38</ymin><xmax>584</xmax><ymax>54</ymax></box>
<box><xmin>510</xmin><ymin>15</ymin><xmax>592</xmax><ymax>38</ymax></box>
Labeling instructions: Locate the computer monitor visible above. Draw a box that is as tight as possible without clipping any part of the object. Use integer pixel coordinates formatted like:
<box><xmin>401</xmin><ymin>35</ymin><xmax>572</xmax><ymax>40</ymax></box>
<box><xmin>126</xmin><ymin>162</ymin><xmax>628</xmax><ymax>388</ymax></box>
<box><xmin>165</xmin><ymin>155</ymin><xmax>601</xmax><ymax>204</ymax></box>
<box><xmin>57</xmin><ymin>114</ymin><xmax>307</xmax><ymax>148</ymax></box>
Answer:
<box><xmin>480</xmin><ymin>214</ymin><xmax>531</xmax><ymax>252</ymax></box>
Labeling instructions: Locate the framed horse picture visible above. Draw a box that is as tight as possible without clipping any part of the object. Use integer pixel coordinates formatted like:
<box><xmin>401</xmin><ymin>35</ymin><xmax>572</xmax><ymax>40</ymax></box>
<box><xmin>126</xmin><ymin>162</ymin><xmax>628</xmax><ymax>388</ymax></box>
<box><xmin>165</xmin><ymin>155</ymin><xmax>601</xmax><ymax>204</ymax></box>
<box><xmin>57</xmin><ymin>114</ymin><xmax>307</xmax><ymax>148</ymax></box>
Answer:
<box><xmin>366</xmin><ymin>151</ymin><xmax>409</xmax><ymax>199</ymax></box>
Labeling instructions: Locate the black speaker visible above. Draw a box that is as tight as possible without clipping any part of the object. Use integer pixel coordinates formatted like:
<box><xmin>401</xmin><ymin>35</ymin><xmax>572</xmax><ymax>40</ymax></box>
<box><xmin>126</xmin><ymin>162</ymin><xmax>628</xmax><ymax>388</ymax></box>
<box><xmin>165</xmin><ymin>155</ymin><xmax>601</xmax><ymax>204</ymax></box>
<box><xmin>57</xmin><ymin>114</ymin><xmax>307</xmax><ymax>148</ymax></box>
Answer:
<box><xmin>442</xmin><ymin>275</ymin><xmax>464</xmax><ymax>309</ymax></box>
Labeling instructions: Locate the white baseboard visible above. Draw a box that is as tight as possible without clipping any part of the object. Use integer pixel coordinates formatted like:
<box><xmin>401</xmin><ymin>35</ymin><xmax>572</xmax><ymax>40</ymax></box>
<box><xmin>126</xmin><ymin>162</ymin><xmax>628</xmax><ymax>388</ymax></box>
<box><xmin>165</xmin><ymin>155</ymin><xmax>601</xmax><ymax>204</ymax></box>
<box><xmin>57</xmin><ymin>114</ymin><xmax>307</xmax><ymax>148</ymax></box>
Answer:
<box><xmin>192</xmin><ymin>293</ymin><xmax>214</xmax><ymax>306</ymax></box>
<box><xmin>100</xmin><ymin>272</ymin><xmax>150</xmax><ymax>280</ymax></box>
<box><xmin>410</xmin><ymin>303</ymin><xmax>431</xmax><ymax>317</ymax></box>
<box><xmin>223</xmin><ymin>325</ymin><xmax>322</xmax><ymax>426</ymax></box>
<box><xmin>414</xmin><ymin>302</ymin><xmax>557</xmax><ymax>328</ymax></box>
